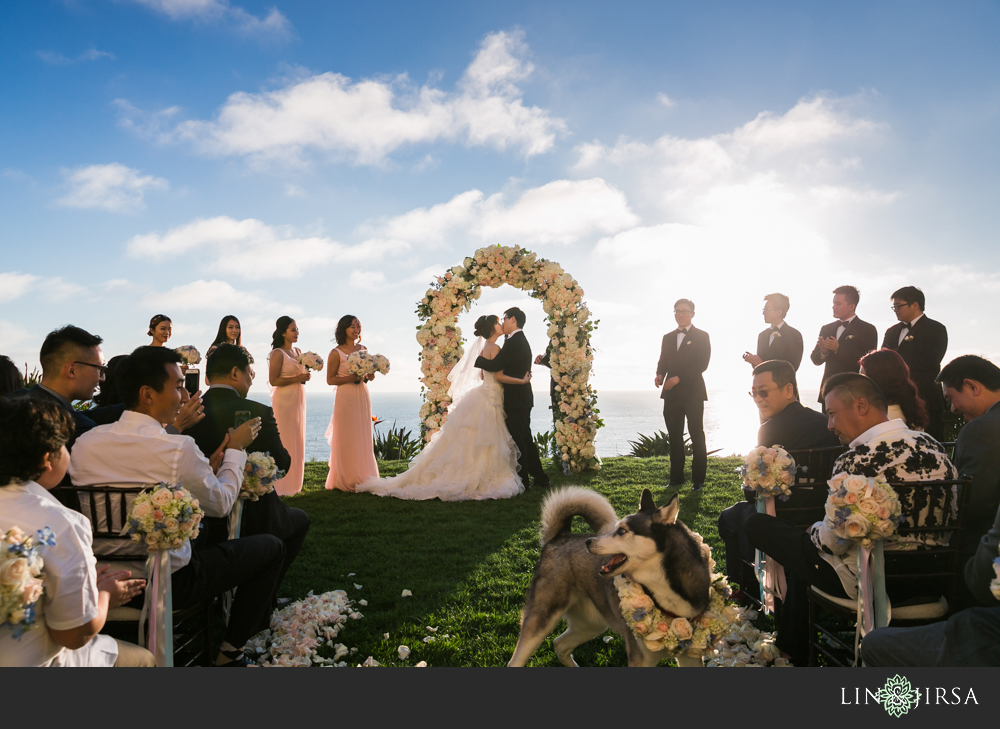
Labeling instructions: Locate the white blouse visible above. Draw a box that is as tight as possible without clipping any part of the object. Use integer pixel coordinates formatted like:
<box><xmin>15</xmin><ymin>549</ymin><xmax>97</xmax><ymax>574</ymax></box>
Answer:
<box><xmin>0</xmin><ymin>481</ymin><xmax>117</xmax><ymax>667</ymax></box>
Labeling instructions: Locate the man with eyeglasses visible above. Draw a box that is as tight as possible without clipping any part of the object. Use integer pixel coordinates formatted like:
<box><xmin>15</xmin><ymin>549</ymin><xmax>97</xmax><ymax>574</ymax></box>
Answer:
<box><xmin>12</xmin><ymin>325</ymin><xmax>111</xmax><ymax>449</ymax></box>
<box><xmin>718</xmin><ymin>360</ymin><xmax>839</xmax><ymax>599</ymax></box>
<box><xmin>882</xmin><ymin>285</ymin><xmax>949</xmax><ymax>440</ymax></box>
<box><xmin>809</xmin><ymin>285</ymin><xmax>878</xmax><ymax>412</ymax></box>
<box><xmin>655</xmin><ymin>298</ymin><xmax>711</xmax><ymax>490</ymax></box>
<box><xmin>742</xmin><ymin>293</ymin><xmax>804</xmax><ymax>371</ymax></box>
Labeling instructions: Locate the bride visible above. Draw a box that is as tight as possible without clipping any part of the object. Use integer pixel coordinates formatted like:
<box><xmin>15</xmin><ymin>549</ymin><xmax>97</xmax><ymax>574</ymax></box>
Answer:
<box><xmin>356</xmin><ymin>314</ymin><xmax>530</xmax><ymax>501</ymax></box>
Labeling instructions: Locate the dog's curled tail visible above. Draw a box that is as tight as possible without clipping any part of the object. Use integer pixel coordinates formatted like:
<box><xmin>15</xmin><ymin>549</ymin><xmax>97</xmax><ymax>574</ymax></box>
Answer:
<box><xmin>539</xmin><ymin>486</ymin><xmax>618</xmax><ymax>547</ymax></box>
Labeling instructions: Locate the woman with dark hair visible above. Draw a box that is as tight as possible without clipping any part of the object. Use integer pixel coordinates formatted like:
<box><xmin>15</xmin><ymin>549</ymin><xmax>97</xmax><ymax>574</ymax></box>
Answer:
<box><xmin>0</xmin><ymin>397</ymin><xmax>153</xmax><ymax>667</ymax></box>
<box><xmin>0</xmin><ymin>355</ymin><xmax>23</xmax><ymax>396</ymax></box>
<box><xmin>147</xmin><ymin>315</ymin><xmax>172</xmax><ymax>347</ymax></box>
<box><xmin>207</xmin><ymin>315</ymin><xmax>253</xmax><ymax>363</ymax></box>
<box><xmin>859</xmin><ymin>348</ymin><xmax>929</xmax><ymax>430</ymax></box>
<box><xmin>356</xmin><ymin>314</ymin><xmax>529</xmax><ymax>501</ymax></box>
<box><xmin>324</xmin><ymin>315</ymin><xmax>379</xmax><ymax>491</ymax></box>
<box><xmin>268</xmin><ymin>316</ymin><xmax>310</xmax><ymax>495</ymax></box>
<box><xmin>91</xmin><ymin>355</ymin><xmax>129</xmax><ymax>408</ymax></box>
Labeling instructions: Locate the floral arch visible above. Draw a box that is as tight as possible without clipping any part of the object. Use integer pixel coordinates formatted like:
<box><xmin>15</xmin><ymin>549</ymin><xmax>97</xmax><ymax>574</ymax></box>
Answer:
<box><xmin>415</xmin><ymin>245</ymin><xmax>601</xmax><ymax>474</ymax></box>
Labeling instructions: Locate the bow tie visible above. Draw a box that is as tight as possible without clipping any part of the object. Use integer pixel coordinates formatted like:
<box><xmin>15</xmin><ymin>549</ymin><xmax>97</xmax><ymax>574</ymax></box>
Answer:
<box><xmin>901</xmin><ymin>322</ymin><xmax>913</xmax><ymax>330</ymax></box>
<box><xmin>675</xmin><ymin>328</ymin><xmax>688</xmax><ymax>335</ymax></box>
<box><xmin>832</xmin><ymin>320</ymin><xmax>849</xmax><ymax>329</ymax></box>
<box><xmin>769</xmin><ymin>326</ymin><xmax>780</xmax><ymax>332</ymax></box>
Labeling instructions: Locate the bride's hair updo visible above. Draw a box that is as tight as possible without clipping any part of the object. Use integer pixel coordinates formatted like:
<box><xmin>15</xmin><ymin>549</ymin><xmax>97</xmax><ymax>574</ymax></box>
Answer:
<box><xmin>474</xmin><ymin>314</ymin><xmax>499</xmax><ymax>339</ymax></box>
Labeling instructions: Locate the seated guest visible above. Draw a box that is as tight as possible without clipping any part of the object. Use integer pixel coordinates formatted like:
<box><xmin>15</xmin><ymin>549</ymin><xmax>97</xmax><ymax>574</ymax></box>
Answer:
<box><xmin>0</xmin><ymin>396</ymin><xmax>152</xmax><ymax>667</ymax></box>
<box><xmin>859</xmin><ymin>348</ymin><xmax>929</xmax><ymax>430</ymax></box>
<box><xmin>861</xmin><ymin>499</ymin><xmax>1000</xmax><ymax>666</ymax></box>
<box><xmin>742</xmin><ymin>293</ymin><xmax>804</xmax><ymax>371</ymax></box>
<box><xmin>15</xmin><ymin>325</ymin><xmax>108</xmax><ymax>448</ymax></box>
<box><xmin>184</xmin><ymin>344</ymin><xmax>309</xmax><ymax>608</ymax></box>
<box><xmin>937</xmin><ymin>354</ymin><xmax>1000</xmax><ymax>555</ymax></box>
<box><xmin>68</xmin><ymin>346</ymin><xmax>285</xmax><ymax>667</ymax></box>
<box><xmin>0</xmin><ymin>354</ymin><xmax>24</xmax><ymax>396</ymax></box>
<box><xmin>718</xmin><ymin>360</ymin><xmax>840</xmax><ymax>595</ymax></box>
<box><xmin>744</xmin><ymin>373</ymin><xmax>956</xmax><ymax>665</ymax></box>
<box><xmin>91</xmin><ymin>355</ymin><xmax>129</xmax><ymax>408</ymax></box>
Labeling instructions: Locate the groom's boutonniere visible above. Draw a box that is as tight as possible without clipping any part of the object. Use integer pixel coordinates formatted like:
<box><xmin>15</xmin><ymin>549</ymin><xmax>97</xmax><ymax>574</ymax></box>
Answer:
<box><xmin>772</xmin><ymin>331</ymin><xmax>782</xmax><ymax>338</ymax></box>
<box><xmin>685</xmin><ymin>340</ymin><xmax>692</xmax><ymax>345</ymax></box>
<box><xmin>846</xmin><ymin>334</ymin><xmax>854</xmax><ymax>340</ymax></box>
<box><xmin>904</xmin><ymin>335</ymin><xmax>915</xmax><ymax>343</ymax></box>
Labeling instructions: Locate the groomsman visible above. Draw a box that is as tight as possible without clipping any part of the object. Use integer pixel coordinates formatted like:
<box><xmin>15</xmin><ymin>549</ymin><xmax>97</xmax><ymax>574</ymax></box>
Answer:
<box><xmin>655</xmin><ymin>299</ymin><xmax>711</xmax><ymax>490</ymax></box>
<box><xmin>742</xmin><ymin>293</ymin><xmax>804</xmax><ymax>370</ymax></box>
<box><xmin>883</xmin><ymin>285</ymin><xmax>949</xmax><ymax>440</ymax></box>
<box><xmin>809</xmin><ymin>285</ymin><xmax>878</xmax><ymax>410</ymax></box>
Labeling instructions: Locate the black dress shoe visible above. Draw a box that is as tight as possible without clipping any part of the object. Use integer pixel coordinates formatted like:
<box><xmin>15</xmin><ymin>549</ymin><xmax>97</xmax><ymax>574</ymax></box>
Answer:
<box><xmin>534</xmin><ymin>478</ymin><xmax>551</xmax><ymax>489</ymax></box>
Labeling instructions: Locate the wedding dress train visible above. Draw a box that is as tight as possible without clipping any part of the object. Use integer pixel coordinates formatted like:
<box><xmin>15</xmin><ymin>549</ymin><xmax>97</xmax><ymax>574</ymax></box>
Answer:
<box><xmin>356</xmin><ymin>366</ymin><xmax>523</xmax><ymax>501</ymax></box>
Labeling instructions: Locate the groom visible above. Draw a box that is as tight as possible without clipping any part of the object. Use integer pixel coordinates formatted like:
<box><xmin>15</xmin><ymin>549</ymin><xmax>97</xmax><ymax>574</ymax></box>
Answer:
<box><xmin>475</xmin><ymin>307</ymin><xmax>550</xmax><ymax>490</ymax></box>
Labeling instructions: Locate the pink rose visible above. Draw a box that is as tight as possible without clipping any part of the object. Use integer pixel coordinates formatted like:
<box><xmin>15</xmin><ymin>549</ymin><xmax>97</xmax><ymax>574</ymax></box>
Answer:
<box><xmin>150</xmin><ymin>488</ymin><xmax>173</xmax><ymax>507</ymax></box>
<box><xmin>876</xmin><ymin>506</ymin><xmax>890</xmax><ymax>520</ymax></box>
<box><xmin>3</xmin><ymin>526</ymin><xmax>26</xmax><ymax>544</ymax></box>
<box><xmin>152</xmin><ymin>510</ymin><xmax>164</xmax><ymax>521</ymax></box>
<box><xmin>656</xmin><ymin>621</ymin><xmax>671</xmax><ymax>633</ymax></box>
<box><xmin>132</xmin><ymin>501</ymin><xmax>152</xmax><ymax>518</ymax></box>
<box><xmin>0</xmin><ymin>558</ymin><xmax>30</xmax><ymax>587</ymax></box>
<box><xmin>670</xmin><ymin>618</ymin><xmax>694</xmax><ymax>641</ymax></box>
<box><xmin>173</xmin><ymin>491</ymin><xmax>184</xmax><ymax>500</ymax></box>
<box><xmin>844</xmin><ymin>492</ymin><xmax>858</xmax><ymax>505</ymax></box>
<box><xmin>22</xmin><ymin>577</ymin><xmax>44</xmax><ymax>604</ymax></box>
<box><xmin>634</xmin><ymin>622</ymin><xmax>649</xmax><ymax>634</ymax></box>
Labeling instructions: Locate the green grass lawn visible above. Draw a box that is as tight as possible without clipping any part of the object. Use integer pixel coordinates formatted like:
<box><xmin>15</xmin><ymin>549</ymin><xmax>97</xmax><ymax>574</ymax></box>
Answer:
<box><xmin>277</xmin><ymin>455</ymin><xmax>744</xmax><ymax>667</ymax></box>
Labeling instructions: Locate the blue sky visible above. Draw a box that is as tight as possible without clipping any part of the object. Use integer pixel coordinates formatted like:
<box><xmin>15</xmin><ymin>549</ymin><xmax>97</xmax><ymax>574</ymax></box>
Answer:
<box><xmin>3</xmin><ymin>0</ymin><xmax>999</xmax><ymax>396</ymax></box>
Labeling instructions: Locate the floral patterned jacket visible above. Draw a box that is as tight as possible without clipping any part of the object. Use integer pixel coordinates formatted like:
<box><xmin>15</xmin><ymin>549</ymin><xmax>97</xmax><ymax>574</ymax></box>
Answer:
<box><xmin>809</xmin><ymin>419</ymin><xmax>957</xmax><ymax>596</ymax></box>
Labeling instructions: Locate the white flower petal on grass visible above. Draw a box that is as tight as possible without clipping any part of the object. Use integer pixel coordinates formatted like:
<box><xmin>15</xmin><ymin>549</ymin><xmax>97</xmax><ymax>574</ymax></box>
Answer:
<box><xmin>359</xmin><ymin>599</ymin><xmax>368</xmax><ymax>606</ymax></box>
<box><xmin>401</xmin><ymin>589</ymin><xmax>412</xmax><ymax>597</ymax></box>
<box><xmin>422</xmin><ymin>636</ymin><xmax>435</xmax><ymax>643</ymax></box>
<box><xmin>354</xmin><ymin>583</ymin><xmax>363</xmax><ymax>590</ymax></box>
<box><xmin>361</xmin><ymin>656</ymin><xmax>380</xmax><ymax>667</ymax></box>
<box><xmin>426</xmin><ymin>626</ymin><xmax>438</xmax><ymax>632</ymax></box>
<box><xmin>398</xmin><ymin>645</ymin><xmax>411</xmax><ymax>659</ymax></box>
<box><xmin>350</xmin><ymin>647</ymin><xmax>358</xmax><ymax>654</ymax></box>
<box><xmin>603</xmin><ymin>635</ymin><xmax>614</xmax><ymax>643</ymax></box>
<box><xmin>333</xmin><ymin>644</ymin><xmax>348</xmax><ymax>660</ymax></box>
<box><xmin>383</xmin><ymin>633</ymin><xmax>390</xmax><ymax>640</ymax></box>
<box><xmin>415</xmin><ymin>661</ymin><xmax>428</xmax><ymax>667</ymax></box>
<box><xmin>347</xmin><ymin>573</ymin><xmax>355</xmax><ymax>577</ymax></box>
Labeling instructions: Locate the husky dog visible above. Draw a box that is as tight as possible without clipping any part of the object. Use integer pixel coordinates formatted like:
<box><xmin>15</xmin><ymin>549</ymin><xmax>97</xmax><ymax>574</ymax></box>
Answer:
<box><xmin>508</xmin><ymin>486</ymin><xmax>712</xmax><ymax>667</ymax></box>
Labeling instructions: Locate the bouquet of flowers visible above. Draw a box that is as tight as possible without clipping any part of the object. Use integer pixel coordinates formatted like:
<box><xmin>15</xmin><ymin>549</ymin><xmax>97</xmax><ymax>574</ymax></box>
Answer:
<box><xmin>346</xmin><ymin>351</ymin><xmax>390</xmax><ymax>380</ymax></box>
<box><xmin>175</xmin><ymin>345</ymin><xmax>201</xmax><ymax>366</ymax></box>
<box><xmin>737</xmin><ymin>446</ymin><xmax>796</xmax><ymax>500</ymax></box>
<box><xmin>1</xmin><ymin>526</ymin><xmax>55</xmax><ymax>639</ymax></box>
<box><xmin>242</xmin><ymin>452</ymin><xmax>285</xmax><ymax>501</ymax></box>
<box><xmin>297</xmin><ymin>351</ymin><xmax>324</xmax><ymax>372</ymax></box>
<box><xmin>122</xmin><ymin>483</ymin><xmax>204</xmax><ymax>552</ymax></box>
<box><xmin>371</xmin><ymin>354</ymin><xmax>390</xmax><ymax>375</ymax></box>
<box><xmin>823</xmin><ymin>473</ymin><xmax>903</xmax><ymax>549</ymax></box>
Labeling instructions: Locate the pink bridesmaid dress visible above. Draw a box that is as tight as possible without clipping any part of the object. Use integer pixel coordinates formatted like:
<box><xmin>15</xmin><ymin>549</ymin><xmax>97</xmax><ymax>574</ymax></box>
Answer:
<box><xmin>325</xmin><ymin>347</ymin><xmax>379</xmax><ymax>491</ymax></box>
<box><xmin>269</xmin><ymin>347</ymin><xmax>306</xmax><ymax>496</ymax></box>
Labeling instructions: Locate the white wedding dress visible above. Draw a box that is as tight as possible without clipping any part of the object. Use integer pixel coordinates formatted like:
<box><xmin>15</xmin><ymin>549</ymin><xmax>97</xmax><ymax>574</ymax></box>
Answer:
<box><xmin>356</xmin><ymin>339</ymin><xmax>523</xmax><ymax>501</ymax></box>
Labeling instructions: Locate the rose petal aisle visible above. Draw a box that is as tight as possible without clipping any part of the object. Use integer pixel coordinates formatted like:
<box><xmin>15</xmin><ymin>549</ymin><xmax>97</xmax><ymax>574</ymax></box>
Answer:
<box><xmin>246</xmin><ymin>590</ymin><xmax>367</xmax><ymax>667</ymax></box>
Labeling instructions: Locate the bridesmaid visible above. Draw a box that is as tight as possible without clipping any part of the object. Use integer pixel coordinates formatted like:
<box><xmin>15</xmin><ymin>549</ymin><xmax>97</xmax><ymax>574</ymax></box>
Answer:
<box><xmin>148</xmin><ymin>314</ymin><xmax>172</xmax><ymax>347</ymax></box>
<box><xmin>268</xmin><ymin>316</ymin><xmax>310</xmax><ymax>496</ymax></box>
<box><xmin>207</xmin><ymin>315</ymin><xmax>253</xmax><ymax>363</ymax></box>
<box><xmin>324</xmin><ymin>314</ymin><xmax>378</xmax><ymax>492</ymax></box>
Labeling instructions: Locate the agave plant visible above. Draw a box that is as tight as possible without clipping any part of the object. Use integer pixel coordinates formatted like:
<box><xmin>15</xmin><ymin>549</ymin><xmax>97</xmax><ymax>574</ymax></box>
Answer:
<box><xmin>627</xmin><ymin>430</ymin><xmax>693</xmax><ymax>458</ymax></box>
<box><xmin>373</xmin><ymin>420</ymin><xmax>424</xmax><ymax>461</ymax></box>
<box><xmin>22</xmin><ymin>364</ymin><xmax>42</xmax><ymax>388</ymax></box>
<box><xmin>533</xmin><ymin>429</ymin><xmax>558</xmax><ymax>458</ymax></box>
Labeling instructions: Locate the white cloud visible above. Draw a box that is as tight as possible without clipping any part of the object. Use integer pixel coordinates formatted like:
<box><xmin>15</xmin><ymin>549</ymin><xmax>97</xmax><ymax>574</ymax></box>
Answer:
<box><xmin>362</xmin><ymin>178</ymin><xmax>637</xmax><ymax>250</ymax></box>
<box><xmin>142</xmin><ymin>279</ymin><xmax>300</xmax><ymax>314</ymax></box>
<box><xmin>284</xmin><ymin>183</ymin><xmax>306</xmax><ymax>197</ymax></box>
<box><xmin>120</xmin><ymin>0</ymin><xmax>292</xmax><ymax>38</ymax></box>
<box><xmin>656</xmin><ymin>93</ymin><xmax>676</xmax><ymax>109</ymax></box>
<box><xmin>0</xmin><ymin>272</ymin><xmax>39</xmax><ymax>302</ymax></box>
<box><xmin>45</xmin><ymin>277</ymin><xmax>87</xmax><ymax>302</ymax></box>
<box><xmin>57</xmin><ymin>163</ymin><xmax>169</xmax><ymax>213</ymax></box>
<box><xmin>37</xmin><ymin>48</ymin><xmax>116</xmax><ymax>65</ymax></box>
<box><xmin>126</xmin><ymin>215</ymin><xmax>407</xmax><ymax>280</ymax></box>
<box><xmin>118</xmin><ymin>30</ymin><xmax>565</xmax><ymax>166</ymax></box>
<box><xmin>349</xmin><ymin>270</ymin><xmax>388</xmax><ymax>291</ymax></box>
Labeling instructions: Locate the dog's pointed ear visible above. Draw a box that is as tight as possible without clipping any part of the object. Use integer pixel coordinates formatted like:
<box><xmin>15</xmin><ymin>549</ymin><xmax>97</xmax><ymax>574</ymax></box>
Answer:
<box><xmin>654</xmin><ymin>493</ymin><xmax>680</xmax><ymax>525</ymax></box>
<box><xmin>639</xmin><ymin>488</ymin><xmax>657</xmax><ymax>514</ymax></box>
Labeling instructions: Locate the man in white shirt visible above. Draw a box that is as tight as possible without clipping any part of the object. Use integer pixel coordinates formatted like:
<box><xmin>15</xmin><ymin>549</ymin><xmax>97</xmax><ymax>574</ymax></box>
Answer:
<box><xmin>744</xmin><ymin>373</ymin><xmax>955</xmax><ymax>665</ymax></box>
<box><xmin>69</xmin><ymin>346</ymin><xmax>285</xmax><ymax>667</ymax></box>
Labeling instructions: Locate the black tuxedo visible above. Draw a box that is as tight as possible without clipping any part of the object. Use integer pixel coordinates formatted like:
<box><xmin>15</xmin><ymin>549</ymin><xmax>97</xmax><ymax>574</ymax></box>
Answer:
<box><xmin>882</xmin><ymin>315</ymin><xmax>948</xmax><ymax>439</ymax></box>
<box><xmin>756</xmin><ymin>322</ymin><xmax>804</xmax><ymax>371</ymax></box>
<box><xmin>809</xmin><ymin>317</ymin><xmax>878</xmax><ymax>404</ymax></box>
<box><xmin>656</xmin><ymin>326</ymin><xmax>711</xmax><ymax>485</ymax></box>
<box><xmin>184</xmin><ymin>386</ymin><xmax>309</xmax><ymax>607</ymax></box>
<box><xmin>475</xmin><ymin>331</ymin><xmax>548</xmax><ymax>488</ymax></box>
<box><xmin>536</xmin><ymin>341</ymin><xmax>559</xmax><ymax>425</ymax></box>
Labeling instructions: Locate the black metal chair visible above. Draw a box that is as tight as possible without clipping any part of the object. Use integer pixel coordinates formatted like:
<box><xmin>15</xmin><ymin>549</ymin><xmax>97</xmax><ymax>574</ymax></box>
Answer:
<box><xmin>807</xmin><ymin>476</ymin><xmax>973</xmax><ymax>667</ymax></box>
<box><xmin>74</xmin><ymin>484</ymin><xmax>216</xmax><ymax>667</ymax></box>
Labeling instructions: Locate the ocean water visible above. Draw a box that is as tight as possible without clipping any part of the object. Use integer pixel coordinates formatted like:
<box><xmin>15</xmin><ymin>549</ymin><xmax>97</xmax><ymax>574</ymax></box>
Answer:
<box><xmin>248</xmin><ymin>389</ymin><xmax>824</xmax><ymax>462</ymax></box>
